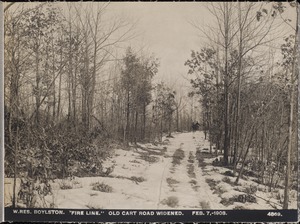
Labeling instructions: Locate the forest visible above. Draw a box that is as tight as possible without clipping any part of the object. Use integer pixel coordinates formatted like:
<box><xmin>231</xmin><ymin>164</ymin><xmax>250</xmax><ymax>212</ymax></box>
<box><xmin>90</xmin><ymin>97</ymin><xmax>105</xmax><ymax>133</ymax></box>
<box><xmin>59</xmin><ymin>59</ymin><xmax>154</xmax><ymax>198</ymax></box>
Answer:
<box><xmin>3</xmin><ymin>2</ymin><xmax>298</xmax><ymax>210</ymax></box>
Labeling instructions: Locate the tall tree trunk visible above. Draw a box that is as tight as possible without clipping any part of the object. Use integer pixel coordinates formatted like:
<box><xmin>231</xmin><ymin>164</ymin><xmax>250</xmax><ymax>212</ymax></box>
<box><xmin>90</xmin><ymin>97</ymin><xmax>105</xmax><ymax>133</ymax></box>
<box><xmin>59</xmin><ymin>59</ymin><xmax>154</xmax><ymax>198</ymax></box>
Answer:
<box><xmin>57</xmin><ymin>44</ymin><xmax>63</xmax><ymax>121</ymax></box>
<box><xmin>82</xmin><ymin>33</ymin><xmax>89</xmax><ymax>130</ymax></box>
<box><xmin>160</xmin><ymin>112</ymin><xmax>163</xmax><ymax>142</ymax></box>
<box><xmin>142</xmin><ymin>102</ymin><xmax>146</xmax><ymax>140</ymax></box>
<box><xmin>209</xmin><ymin>103</ymin><xmax>213</xmax><ymax>154</ymax></box>
<box><xmin>67</xmin><ymin>81</ymin><xmax>71</xmax><ymax>121</ymax></box>
<box><xmin>283</xmin><ymin>8</ymin><xmax>298</xmax><ymax>208</ymax></box>
<box><xmin>223</xmin><ymin>2</ymin><xmax>230</xmax><ymax>166</ymax></box>
<box><xmin>12</xmin><ymin>126</ymin><xmax>19</xmax><ymax>208</ymax></box>
<box><xmin>135</xmin><ymin>110</ymin><xmax>138</xmax><ymax>144</ymax></box>
<box><xmin>260</xmin><ymin>120</ymin><xmax>265</xmax><ymax>183</ymax></box>
<box><xmin>8</xmin><ymin>53</ymin><xmax>20</xmax><ymax>146</ymax></box>
<box><xmin>233</xmin><ymin>2</ymin><xmax>243</xmax><ymax>168</ymax></box>
<box><xmin>49</xmin><ymin>28</ymin><xmax>56</xmax><ymax>123</ymax></box>
<box><xmin>176</xmin><ymin>106</ymin><xmax>179</xmax><ymax>132</ymax></box>
<box><xmin>215</xmin><ymin>47</ymin><xmax>221</xmax><ymax>153</ymax></box>
<box><xmin>88</xmin><ymin>41</ymin><xmax>98</xmax><ymax>130</ymax></box>
<box><xmin>52</xmin><ymin>48</ymin><xmax>56</xmax><ymax>121</ymax></box>
<box><xmin>125</xmin><ymin>90</ymin><xmax>130</xmax><ymax>144</ymax></box>
<box><xmin>67</xmin><ymin>21</ymin><xmax>73</xmax><ymax>122</ymax></box>
<box><xmin>35</xmin><ymin>49</ymin><xmax>40</xmax><ymax>125</ymax></box>
<box><xmin>223</xmin><ymin>73</ymin><xmax>230</xmax><ymax>166</ymax></box>
<box><xmin>168</xmin><ymin>113</ymin><xmax>172</xmax><ymax>136</ymax></box>
<box><xmin>235</xmin><ymin>125</ymin><xmax>256</xmax><ymax>184</ymax></box>
<box><xmin>72</xmin><ymin>62</ymin><xmax>77</xmax><ymax>126</ymax></box>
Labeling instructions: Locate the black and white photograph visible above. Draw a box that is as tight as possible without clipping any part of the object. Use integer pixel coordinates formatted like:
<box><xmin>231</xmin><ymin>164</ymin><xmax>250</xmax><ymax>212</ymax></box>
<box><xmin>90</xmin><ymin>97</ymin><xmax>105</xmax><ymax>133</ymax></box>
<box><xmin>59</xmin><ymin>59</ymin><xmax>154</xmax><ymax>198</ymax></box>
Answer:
<box><xmin>2</xmin><ymin>1</ymin><xmax>298</xmax><ymax>222</ymax></box>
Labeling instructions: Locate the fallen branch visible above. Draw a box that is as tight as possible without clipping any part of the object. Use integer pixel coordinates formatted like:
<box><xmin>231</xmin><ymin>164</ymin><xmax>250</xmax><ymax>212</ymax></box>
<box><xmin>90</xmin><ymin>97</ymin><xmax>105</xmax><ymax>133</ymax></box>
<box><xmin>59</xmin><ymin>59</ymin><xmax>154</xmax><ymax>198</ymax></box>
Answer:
<box><xmin>254</xmin><ymin>194</ymin><xmax>282</xmax><ymax>208</ymax></box>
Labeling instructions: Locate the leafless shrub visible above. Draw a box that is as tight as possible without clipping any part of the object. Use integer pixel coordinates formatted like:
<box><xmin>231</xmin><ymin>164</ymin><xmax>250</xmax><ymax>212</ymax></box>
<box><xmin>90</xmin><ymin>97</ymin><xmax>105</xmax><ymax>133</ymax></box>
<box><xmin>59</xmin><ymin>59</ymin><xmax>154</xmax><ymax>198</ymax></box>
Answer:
<box><xmin>172</xmin><ymin>149</ymin><xmax>185</xmax><ymax>165</ymax></box>
<box><xmin>195</xmin><ymin>150</ymin><xmax>211</xmax><ymax>168</ymax></box>
<box><xmin>234</xmin><ymin>194</ymin><xmax>256</xmax><ymax>203</ymax></box>
<box><xmin>244</xmin><ymin>184</ymin><xmax>258</xmax><ymax>194</ymax></box>
<box><xmin>162</xmin><ymin>139</ymin><xmax>170</xmax><ymax>145</ymax></box>
<box><xmin>222</xmin><ymin>176</ymin><xmax>232</xmax><ymax>184</ymax></box>
<box><xmin>220</xmin><ymin>197</ymin><xmax>235</xmax><ymax>206</ymax></box>
<box><xmin>89</xmin><ymin>193</ymin><xmax>98</xmax><ymax>197</ymax></box>
<box><xmin>206</xmin><ymin>178</ymin><xmax>220</xmax><ymax>191</ymax></box>
<box><xmin>200</xmin><ymin>200</ymin><xmax>211</xmax><ymax>209</ymax></box>
<box><xmin>166</xmin><ymin>177</ymin><xmax>179</xmax><ymax>186</ymax></box>
<box><xmin>129</xmin><ymin>159</ymin><xmax>141</xmax><ymax>164</ymax></box>
<box><xmin>189</xmin><ymin>179</ymin><xmax>197</xmax><ymax>185</ymax></box>
<box><xmin>130</xmin><ymin>176</ymin><xmax>146</xmax><ymax>184</ymax></box>
<box><xmin>223</xmin><ymin>170</ymin><xmax>234</xmax><ymax>177</ymax></box>
<box><xmin>161</xmin><ymin>196</ymin><xmax>179</xmax><ymax>208</ymax></box>
<box><xmin>257</xmin><ymin>186</ymin><xmax>265</xmax><ymax>192</ymax></box>
<box><xmin>222</xmin><ymin>194</ymin><xmax>257</xmax><ymax>205</ymax></box>
<box><xmin>187</xmin><ymin>163</ymin><xmax>196</xmax><ymax>178</ymax></box>
<box><xmin>59</xmin><ymin>181</ymin><xmax>73</xmax><ymax>190</ymax></box>
<box><xmin>91</xmin><ymin>182</ymin><xmax>113</xmax><ymax>193</ymax></box>
<box><xmin>192</xmin><ymin>185</ymin><xmax>200</xmax><ymax>191</ymax></box>
<box><xmin>211</xmin><ymin>168</ymin><xmax>219</xmax><ymax>172</ymax></box>
<box><xmin>86</xmin><ymin>202</ymin><xmax>103</xmax><ymax>209</ymax></box>
<box><xmin>213</xmin><ymin>185</ymin><xmax>227</xmax><ymax>196</ymax></box>
<box><xmin>188</xmin><ymin>151</ymin><xmax>195</xmax><ymax>163</ymax></box>
<box><xmin>139</xmin><ymin>154</ymin><xmax>159</xmax><ymax>163</ymax></box>
<box><xmin>18</xmin><ymin>178</ymin><xmax>52</xmax><ymax>208</ymax></box>
<box><xmin>100</xmin><ymin>165</ymin><xmax>115</xmax><ymax>177</ymax></box>
<box><xmin>233</xmin><ymin>205</ymin><xmax>246</xmax><ymax>210</ymax></box>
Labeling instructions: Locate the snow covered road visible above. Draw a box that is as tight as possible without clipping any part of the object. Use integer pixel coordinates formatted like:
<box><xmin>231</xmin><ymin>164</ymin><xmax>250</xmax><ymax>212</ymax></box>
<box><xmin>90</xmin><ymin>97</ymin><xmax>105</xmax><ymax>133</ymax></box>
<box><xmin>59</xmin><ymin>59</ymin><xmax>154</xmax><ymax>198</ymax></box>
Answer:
<box><xmin>155</xmin><ymin>131</ymin><xmax>225</xmax><ymax>209</ymax></box>
<box><xmin>50</xmin><ymin>131</ymin><xmax>226</xmax><ymax>209</ymax></box>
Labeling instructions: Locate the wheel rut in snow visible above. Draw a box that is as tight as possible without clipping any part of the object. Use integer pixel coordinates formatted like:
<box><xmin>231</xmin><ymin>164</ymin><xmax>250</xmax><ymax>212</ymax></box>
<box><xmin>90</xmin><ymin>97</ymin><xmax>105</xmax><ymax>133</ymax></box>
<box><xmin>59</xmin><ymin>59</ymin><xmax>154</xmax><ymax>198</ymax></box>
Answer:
<box><xmin>170</xmin><ymin>132</ymin><xmax>223</xmax><ymax>209</ymax></box>
<box><xmin>187</xmin><ymin>151</ymin><xmax>199</xmax><ymax>192</ymax></box>
<box><xmin>154</xmin><ymin>132</ymin><xmax>225</xmax><ymax>209</ymax></box>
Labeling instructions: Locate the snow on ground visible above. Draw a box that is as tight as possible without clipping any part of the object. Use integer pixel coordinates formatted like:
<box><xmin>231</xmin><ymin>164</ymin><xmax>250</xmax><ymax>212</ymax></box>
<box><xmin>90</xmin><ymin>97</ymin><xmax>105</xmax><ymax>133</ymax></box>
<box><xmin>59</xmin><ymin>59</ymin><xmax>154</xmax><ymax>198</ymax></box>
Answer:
<box><xmin>200</xmin><ymin>154</ymin><xmax>297</xmax><ymax>210</ymax></box>
<box><xmin>4</xmin><ymin>131</ymin><xmax>297</xmax><ymax>210</ymax></box>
